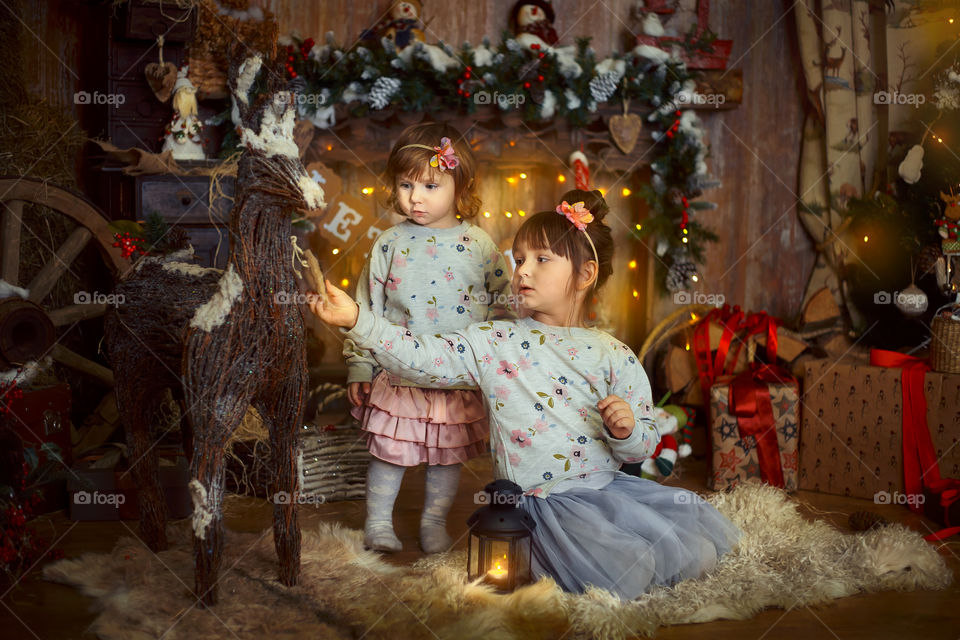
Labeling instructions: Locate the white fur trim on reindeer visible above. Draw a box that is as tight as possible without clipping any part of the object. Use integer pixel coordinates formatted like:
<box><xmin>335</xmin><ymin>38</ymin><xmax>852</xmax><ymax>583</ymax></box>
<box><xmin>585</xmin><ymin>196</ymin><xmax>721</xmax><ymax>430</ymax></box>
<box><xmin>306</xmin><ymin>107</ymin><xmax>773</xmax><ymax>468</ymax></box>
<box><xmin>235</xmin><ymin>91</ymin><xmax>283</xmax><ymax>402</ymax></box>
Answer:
<box><xmin>190</xmin><ymin>263</ymin><xmax>243</xmax><ymax>332</ymax></box>
<box><xmin>235</xmin><ymin>55</ymin><xmax>263</xmax><ymax>106</ymax></box>
<box><xmin>298</xmin><ymin>175</ymin><xmax>325</xmax><ymax>210</ymax></box>
<box><xmin>189</xmin><ymin>479</ymin><xmax>215</xmax><ymax>540</ymax></box>
<box><xmin>240</xmin><ymin>101</ymin><xmax>299</xmax><ymax>158</ymax></box>
<box><xmin>0</xmin><ymin>278</ymin><xmax>29</xmax><ymax>299</ymax></box>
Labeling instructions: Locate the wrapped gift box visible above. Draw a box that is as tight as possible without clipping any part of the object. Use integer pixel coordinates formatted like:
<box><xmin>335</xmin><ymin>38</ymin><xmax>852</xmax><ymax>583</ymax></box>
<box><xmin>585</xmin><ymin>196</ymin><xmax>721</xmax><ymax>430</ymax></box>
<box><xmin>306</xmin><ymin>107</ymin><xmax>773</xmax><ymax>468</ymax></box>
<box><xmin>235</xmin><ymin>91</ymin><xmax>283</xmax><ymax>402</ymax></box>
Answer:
<box><xmin>798</xmin><ymin>359</ymin><xmax>960</xmax><ymax>500</ymax></box>
<box><xmin>709</xmin><ymin>375</ymin><xmax>800</xmax><ymax>491</ymax></box>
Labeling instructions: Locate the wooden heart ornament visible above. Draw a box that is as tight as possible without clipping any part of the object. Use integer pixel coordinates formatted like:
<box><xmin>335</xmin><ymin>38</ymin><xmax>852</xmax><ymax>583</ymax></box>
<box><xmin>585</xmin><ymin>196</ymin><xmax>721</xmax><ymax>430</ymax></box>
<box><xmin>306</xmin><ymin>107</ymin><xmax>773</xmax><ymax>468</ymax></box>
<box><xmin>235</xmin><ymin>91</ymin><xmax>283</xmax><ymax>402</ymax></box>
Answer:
<box><xmin>145</xmin><ymin>61</ymin><xmax>178</xmax><ymax>102</ymax></box>
<box><xmin>609</xmin><ymin>113</ymin><xmax>643</xmax><ymax>154</ymax></box>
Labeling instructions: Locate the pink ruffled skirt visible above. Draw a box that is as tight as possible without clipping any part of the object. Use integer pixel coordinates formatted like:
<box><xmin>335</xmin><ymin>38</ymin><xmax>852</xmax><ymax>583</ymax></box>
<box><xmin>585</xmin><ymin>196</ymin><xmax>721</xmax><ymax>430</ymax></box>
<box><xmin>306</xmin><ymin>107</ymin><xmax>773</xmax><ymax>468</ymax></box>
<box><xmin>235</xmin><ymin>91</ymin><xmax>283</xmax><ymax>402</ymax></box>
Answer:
<box><xmin>351</xmin><ymin>371</ymin><xmax>489</xmax><ymax>467</ymax></box>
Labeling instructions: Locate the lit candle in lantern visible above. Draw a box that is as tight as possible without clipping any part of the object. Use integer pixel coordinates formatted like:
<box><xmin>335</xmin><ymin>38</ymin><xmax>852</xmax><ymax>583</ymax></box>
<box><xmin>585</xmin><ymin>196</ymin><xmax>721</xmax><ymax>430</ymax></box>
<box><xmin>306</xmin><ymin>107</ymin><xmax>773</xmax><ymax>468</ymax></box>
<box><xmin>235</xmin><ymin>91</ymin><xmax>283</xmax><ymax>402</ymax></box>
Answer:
<box><xmin>488</xmin><ymin>556</ymin><xmax>508</xmax><ymax>579</ymax></box>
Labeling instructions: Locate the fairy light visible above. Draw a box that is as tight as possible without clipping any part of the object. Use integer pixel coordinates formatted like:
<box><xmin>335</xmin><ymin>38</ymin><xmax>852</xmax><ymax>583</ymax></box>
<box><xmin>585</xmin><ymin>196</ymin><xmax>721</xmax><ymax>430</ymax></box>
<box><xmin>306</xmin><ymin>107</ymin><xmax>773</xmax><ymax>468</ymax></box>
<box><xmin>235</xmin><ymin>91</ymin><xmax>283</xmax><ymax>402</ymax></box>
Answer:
<box><xmin>628</xmin><ymin>259</ymin><xmax>637</xmax><ymax>269</ymax></box>
<box><xmin>682</xmin><ymin>228</ymin><xmax>689</xmax><ymax>234</ymax></box>
<box><xmin>621</xmin><ymin>187</ymin><xmax>631</xmax><ymax>197</ymax></box>
<box><xmin>519</xmin><ymin>173</ymin><xmax>528</xmax><ymax>179</ymax></box>
<box><xmin>326</xmin><ymin>144</ymin><xmax>333</xmax><ymax>151</ymax></box>
<box><xmin>341</xmin><ymin>278</ymin><xmax>349</xmax><ymax>287</ymax></box>
<box><xmin>635</xmin><ymin>223</ymin><xmax>642</xmax><ymax>231</ymax></box>
<box><xmin>685</xmin><ymin>342</ymin><xmax>691</xmax><ymax>351</ymax></box>
<box><xmin>361</xmin><ymin>187</ymin><xmax>374</xmax><ymax>195</ymax></box>
<box><xmin>690</xmin><ymin>312</ymin><xmax>698</xmax><ymax>321</ymax></box>
<box><xmin>505</xmin><ymin>211</ymin><xmax>513</xmax><ymax>218</ymax></box>
<box><xmin>332</xmin><ymin>248</ymin><xmax>340</xmax><ymax>255</ymax></box>
<box><xmin>632</xmin><ymin>289</ymin><xmax>639</xmax><ymax>298</ymax></box>
<box><xmin>863</xmin><ymin>235</ymin><xmax>869</xmax><ymax>243</ymax></box>
<box><xmin>558</xmin><ymin>174</ymin><xmax>566</xmax><ymax>183</ymax></box>
<box><xmin>483</xmin><ymin>211</ymin><xmax>491</xmax><ymax>218</ymax></box>
<box><xmin>691</xmin><ymin>274</ymin><xmax>699</xmax><ymax>282</ymax></box>
<box><xmin>509</xmin><ymin>140</ymin><xmax>516</xmax><ymax>147</ymax></box>
<box><xmin>506</xmin><ymin>176</ymin><xmax>518</xmax><ymax>185</ymax></box>
<box><xmin>518</xmin><ymin>209</ymin><xmax>526</xmax><ymax>216</ymax></box>
<box><xmin>598</xmin><ymin>188</ymin><xmax>607</xmax><ymax>197</ymax></box>
<box><xmin>682</xmin><ymin>237</ymin><xmax>689</xmax><ymax>244</ymax></box>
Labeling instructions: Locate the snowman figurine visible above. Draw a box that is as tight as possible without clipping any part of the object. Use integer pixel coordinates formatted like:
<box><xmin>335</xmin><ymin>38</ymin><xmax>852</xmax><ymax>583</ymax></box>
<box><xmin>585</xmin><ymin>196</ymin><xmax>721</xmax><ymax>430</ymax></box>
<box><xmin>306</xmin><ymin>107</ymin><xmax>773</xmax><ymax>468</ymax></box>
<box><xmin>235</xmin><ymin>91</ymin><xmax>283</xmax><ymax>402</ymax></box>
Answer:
<box><xmin>511</xmin><ymin>0</ymin><xmax>558</xmax><ymax>49</ymax></box>
<box><xmin>379</xmin><ymin>0</ymin><xmax>426</xmax><ymax>50</ymax></box>
<box><xmin>162</xmin><ymin>66</ymin><xmax>205</xmax><ymax>161</ymax></box>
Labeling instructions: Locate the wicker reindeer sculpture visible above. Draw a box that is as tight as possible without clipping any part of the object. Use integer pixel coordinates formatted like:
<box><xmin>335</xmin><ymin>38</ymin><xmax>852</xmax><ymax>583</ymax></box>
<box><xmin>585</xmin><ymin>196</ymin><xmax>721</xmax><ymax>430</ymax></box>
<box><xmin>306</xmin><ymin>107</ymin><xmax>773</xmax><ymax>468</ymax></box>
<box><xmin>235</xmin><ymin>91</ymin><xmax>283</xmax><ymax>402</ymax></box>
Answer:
<box><xmin>104</xmin><ymin>53</ymin><xmax>324</xmax><ymax>605</ymax></box>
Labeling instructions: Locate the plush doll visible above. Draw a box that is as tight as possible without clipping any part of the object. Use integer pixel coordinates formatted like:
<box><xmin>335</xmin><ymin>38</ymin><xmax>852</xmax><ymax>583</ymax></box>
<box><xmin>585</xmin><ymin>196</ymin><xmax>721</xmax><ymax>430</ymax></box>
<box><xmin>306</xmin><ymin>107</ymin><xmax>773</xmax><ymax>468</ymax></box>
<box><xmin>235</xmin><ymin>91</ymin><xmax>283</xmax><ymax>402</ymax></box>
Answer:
<box><xmin>364</xmin><ymin>0</ymin><xmax>426</xmax><ymax>50</ymax></box>
<box><xmin>162</xmin><ymin>66</ymin><xmax>205</xmax><ymax>161</ymax></box>
<box><xmin>639</xmin><ymin>405</ymin><xmax>693</xmax><ymax>480</ymax></box>
<box><xmin>511</xmin><ymin>0</ymin><xmax>558</xmax><ymax>49</ymax></box>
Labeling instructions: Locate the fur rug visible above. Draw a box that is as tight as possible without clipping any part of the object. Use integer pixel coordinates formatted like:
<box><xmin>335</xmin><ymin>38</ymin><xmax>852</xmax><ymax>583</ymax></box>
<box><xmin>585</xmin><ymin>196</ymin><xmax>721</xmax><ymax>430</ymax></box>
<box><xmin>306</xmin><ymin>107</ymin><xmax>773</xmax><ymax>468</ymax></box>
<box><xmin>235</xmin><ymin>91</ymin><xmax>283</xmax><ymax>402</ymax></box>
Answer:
<box><xmin>43</xmin><ymin>483</ymin><xmax>952</xmax><ymax>640</ymax></box>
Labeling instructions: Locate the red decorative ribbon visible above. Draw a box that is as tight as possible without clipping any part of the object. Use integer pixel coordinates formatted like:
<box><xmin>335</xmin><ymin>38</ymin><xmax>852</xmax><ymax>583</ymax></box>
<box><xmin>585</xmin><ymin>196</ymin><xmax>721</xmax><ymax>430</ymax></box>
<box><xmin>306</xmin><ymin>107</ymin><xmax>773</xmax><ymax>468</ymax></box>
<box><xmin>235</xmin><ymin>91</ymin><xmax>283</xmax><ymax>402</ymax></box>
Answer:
<box><xmin>870</xmin><ymin>349</ymin><xmax>960</xmax><ymax>541</ymax></box>
<box><xmin>729</xmin><ymin>363</ymin><xmax>794</xmax><ymax>489</ymax></box>
<box><xmin>693</xmin><ymin>306</ymin><xmax>781</xmax><ymax>402</ymax></box>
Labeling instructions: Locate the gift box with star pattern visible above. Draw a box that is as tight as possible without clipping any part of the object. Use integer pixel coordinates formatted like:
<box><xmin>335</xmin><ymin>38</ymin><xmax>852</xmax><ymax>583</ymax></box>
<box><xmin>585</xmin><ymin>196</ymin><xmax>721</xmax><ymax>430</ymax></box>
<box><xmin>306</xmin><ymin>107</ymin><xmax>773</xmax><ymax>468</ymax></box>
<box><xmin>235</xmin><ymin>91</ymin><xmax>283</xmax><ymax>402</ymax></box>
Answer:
<box><xmin>797</xmin><ymin>358</ymin><xmax>960</xmax><ymax>500</ymax></box>
<box><xmin>708</xmin><ymin>375</ymin><xmax>800</xmax><ymax>492</ymax></box>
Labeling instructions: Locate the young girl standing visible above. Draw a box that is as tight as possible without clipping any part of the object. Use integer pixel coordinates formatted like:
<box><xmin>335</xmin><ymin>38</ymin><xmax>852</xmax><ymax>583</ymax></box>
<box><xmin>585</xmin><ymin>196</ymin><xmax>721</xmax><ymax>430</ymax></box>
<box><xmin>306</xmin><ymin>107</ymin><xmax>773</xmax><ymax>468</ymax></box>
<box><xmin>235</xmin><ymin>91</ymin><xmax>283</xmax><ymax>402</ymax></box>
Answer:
<box><xmin>317</xmin><ymin>189</ymin><xmax>739</xmax><ymax>598</ymax></box>
<box><xmin>343</xmin><ymin>123</ymin><xmax>513</xmax><ymax>554</ymax></box>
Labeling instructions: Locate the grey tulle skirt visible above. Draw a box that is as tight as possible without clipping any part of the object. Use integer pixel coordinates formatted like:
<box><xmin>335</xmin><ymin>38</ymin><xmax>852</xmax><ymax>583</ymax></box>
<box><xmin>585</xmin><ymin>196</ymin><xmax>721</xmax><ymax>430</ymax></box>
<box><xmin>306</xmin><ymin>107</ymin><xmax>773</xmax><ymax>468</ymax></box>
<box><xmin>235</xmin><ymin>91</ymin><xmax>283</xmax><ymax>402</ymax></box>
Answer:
<box><xmin>521</xmin><ymin>473</ymin><xmax>741</xmax><ymax>599</ymax></box>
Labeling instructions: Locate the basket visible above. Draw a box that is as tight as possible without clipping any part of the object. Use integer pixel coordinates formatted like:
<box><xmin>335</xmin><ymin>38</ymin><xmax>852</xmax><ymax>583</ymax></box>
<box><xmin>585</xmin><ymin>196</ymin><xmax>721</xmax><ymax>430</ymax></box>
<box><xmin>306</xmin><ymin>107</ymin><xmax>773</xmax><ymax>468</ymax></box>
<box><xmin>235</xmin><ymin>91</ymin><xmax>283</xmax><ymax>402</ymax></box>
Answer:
<box><xmin>931</xmin><ymin>314</ymin><xmax>960</xmax><ymax>374</ymax></box>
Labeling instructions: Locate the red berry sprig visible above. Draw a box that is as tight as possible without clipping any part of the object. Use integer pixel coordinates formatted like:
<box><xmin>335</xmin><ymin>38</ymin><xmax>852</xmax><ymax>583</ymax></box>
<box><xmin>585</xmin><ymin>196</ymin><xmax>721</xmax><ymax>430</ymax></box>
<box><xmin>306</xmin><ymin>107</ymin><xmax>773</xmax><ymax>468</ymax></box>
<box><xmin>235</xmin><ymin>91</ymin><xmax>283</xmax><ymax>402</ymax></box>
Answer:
<box><xmin>665</xmin><ymin>110</ymin><xmax>682</xmax><ymax>139</ymax></box>
<box><xmin>456</xmin><ymin>66</ymin><xmax>474</xmax><ymax>98</ymax></box>
<box><xmin>112</xmin><ymin>232</ymin><xmax>146</xmax><ymax>260</ymax></box>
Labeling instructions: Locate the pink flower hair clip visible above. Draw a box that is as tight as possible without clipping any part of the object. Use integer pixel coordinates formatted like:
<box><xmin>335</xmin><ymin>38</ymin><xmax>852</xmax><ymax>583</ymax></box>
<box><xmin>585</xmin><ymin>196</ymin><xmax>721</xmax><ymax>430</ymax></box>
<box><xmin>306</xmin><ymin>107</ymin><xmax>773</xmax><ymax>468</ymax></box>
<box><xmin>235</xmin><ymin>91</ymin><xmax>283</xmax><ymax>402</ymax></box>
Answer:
<box><xmin>556</xmin><ymin>200</ymin><xmax>594</xmax><ymax>231</ymax></box>
<box><xmin>400</xmin><ymin>137</ymin><xmax>460</xmax><ymax>172</ymax></box>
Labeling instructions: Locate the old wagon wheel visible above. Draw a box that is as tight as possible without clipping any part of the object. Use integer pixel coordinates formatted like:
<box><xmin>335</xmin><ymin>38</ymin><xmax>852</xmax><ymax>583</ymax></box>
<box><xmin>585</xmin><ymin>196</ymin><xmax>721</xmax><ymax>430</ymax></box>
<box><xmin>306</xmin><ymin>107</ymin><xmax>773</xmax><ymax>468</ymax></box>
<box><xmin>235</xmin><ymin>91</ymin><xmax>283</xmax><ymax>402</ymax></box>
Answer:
<box><xmin>0</xmin><ymin>176</ymin><xmax>126</xmax><ymax>390</ymax></box>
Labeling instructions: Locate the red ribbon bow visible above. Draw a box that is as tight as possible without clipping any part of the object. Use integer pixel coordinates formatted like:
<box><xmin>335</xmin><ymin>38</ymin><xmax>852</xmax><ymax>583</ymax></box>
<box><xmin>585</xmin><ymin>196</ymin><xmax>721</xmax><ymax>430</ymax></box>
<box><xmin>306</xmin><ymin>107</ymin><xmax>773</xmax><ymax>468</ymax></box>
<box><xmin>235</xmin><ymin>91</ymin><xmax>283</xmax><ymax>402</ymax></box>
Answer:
<box><xmin>729</xmin><ymin>363</ymin><xmax>794</xmax><ymax>489</ymax></box>
<box><xmin>870</xmin><ymin>349</ymin><xmax>960</xmax><ymax>541</ymax></box>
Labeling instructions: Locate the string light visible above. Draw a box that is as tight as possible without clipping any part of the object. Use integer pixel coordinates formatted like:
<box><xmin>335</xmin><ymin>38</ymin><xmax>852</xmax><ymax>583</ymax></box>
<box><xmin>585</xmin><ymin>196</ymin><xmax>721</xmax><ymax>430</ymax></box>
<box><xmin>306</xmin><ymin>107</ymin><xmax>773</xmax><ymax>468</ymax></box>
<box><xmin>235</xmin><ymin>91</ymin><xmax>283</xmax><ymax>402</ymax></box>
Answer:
<box><xmin>518</xmin><ymin>209</ymin><xmax>526</xmax><ymax>216</ymax></box>
<box><xmin>682</xmin><ymin>228</ymin><xmax>689</xmax><ymax>234</ymax></box>
<box><xmin>685</xmin><ymin>342</ymin><xmax>691</xmax><ymax>351</ymax></box>
<box><xmin>621</xmin><ymin>188</ymin><xmax>631</xmax><ymax>197</ymax></box>
<box><xmin>690</xmin><ymin>312</ymin><xmax>698</xmax><ymax>321</ymax></box>
<box><xmin>691</xmin><ymin>274</ymin><xmax>699</xmax><ymax>282</ymax></box>
<box><xmin>505</xmin><ymin>211</ymin><xmax>513</xmax><ymax>218</ymax></box>
<box><xmin>628</xmin><ymin>259</ymin><xmax>637</xmax><ymax>269</ymax></box>
<box><xmin>682</xmin><ymin>237</ymin><xmax>689</xmax><ymax>244</ymax></box>
<box><xmin>519</xmin><ymin>173</ymin><xmax>527</xmax><ymax>179</ymax></box>
<box><xmin>508</xmin><ymin>140</ymin><xmax>516</xmax><ymax>147</ymax></box>
<box><xmin>483</xmin><ymin>211</ymin><xmax>491</xmax><ymax>218</ymax></box>
<box><xmin>326</xmin><ymin>144</ymin><xmax>333</xmax><ymax>151</ymax></box>
<box><xmin>863</xmin><ymin>235</ymin><xmax>869</xmax><ymax>243</ymax></box>
<box><xmin>635</xmin><ymin>223</ymin><xmax>642</xmax><ymax>231</ymax></box>
<box><xmin>558</xmin><ymin>174</ymin><xmax>566</xmax><ymax>183</ymax></box>
<box><xmin>361</xmin><ymin>187</ymin><xmax>374</xmax><ymax>195</ymax></box>
<box><xmin>341</xmin><ymin>278</ymin><xmax>349</xmax><ymax>287</ymax></box>
<box><xmin>506</xmin><ymin>176</ymin><xmax>518</xmax><ymax>185</ymax></box>
<box><xmin>632</xmin><ymin>289</ymin><xmax>639</xmax><ymax>298</ymax></box>
<box><xmin>332</xmin><ymin>248</ymin><xmax>340</xmax><ymax>255</ymax></box>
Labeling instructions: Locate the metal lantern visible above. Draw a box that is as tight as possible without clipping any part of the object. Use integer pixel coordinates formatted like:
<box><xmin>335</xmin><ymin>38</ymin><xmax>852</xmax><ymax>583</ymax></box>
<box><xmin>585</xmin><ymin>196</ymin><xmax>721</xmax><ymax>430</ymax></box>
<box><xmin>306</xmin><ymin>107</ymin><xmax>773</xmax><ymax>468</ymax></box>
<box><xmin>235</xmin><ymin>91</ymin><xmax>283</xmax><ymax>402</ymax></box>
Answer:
<box><xmin>467</xmin><ymin>479</ymin><xmax>536</xmax><ymax>592</ymax></box>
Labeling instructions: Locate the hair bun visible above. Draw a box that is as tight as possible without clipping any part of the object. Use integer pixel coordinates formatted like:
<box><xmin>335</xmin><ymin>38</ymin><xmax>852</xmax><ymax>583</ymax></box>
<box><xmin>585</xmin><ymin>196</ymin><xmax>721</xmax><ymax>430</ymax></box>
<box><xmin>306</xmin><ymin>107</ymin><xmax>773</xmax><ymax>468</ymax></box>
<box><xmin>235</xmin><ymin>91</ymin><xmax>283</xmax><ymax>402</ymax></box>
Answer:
<box><xmin>560</xmin><ymin>188</ymin><xmax>609</xmax><ymax>224</ymax></box>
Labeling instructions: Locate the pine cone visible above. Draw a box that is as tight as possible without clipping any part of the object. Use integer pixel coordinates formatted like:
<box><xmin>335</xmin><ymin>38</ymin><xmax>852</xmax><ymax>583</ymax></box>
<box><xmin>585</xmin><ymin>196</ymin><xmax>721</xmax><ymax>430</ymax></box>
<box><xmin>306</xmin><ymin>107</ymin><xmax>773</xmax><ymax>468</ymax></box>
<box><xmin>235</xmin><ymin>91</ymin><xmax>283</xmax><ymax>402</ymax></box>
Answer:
<box><xmin>848</xmin><ymin>510</ymin><xmax>889</xmax><ymax>532</ymax></box>
<box><xmin>666</xmin><ymin>255</ymin><xmax>697</xmax><ymax>293</ymax></box>
<box><xmin>589</xmin><ymin>71</ymin><xmax>619</xmax><ymax>103</ymax></box>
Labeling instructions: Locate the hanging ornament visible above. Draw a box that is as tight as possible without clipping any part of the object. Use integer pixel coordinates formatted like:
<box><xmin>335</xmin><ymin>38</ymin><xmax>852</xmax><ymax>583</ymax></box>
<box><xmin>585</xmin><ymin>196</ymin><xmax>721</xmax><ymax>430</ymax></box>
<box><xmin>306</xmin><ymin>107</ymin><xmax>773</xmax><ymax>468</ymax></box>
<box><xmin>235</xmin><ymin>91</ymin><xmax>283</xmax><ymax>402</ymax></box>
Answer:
<box><xmin>665</xmin><ymin>253</ymin><xmax>697</xmax><ymax>293</ymax></box>
<box><xmin>895</xmin><ymin>283</ymin><xmax>928</xmax><ymax>316</ymax></box>
<box><xmin>898</xmin><ymin>144</ymin><xmax>924</xmax><ymax>184</ymax></box>
<box><xmin>145</xmin><ymin>35</ymin><xmax>178</xmax><ymax>103</ymax></box>
<box><xmin>609</xmin><ymin>80</ymin><xmax>643</xmax><ymax>154</ymax></box>
<box><xmin>569</xmin><ymin>150</ymin><xmax>589</xmax><ymax>190</ymax></box>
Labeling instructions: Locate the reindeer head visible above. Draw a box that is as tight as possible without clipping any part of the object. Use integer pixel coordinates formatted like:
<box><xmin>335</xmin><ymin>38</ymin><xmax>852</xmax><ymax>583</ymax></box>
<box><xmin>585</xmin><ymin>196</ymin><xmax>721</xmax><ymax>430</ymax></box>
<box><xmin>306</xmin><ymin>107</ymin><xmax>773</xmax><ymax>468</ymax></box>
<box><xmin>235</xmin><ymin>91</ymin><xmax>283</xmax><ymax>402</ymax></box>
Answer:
<box><xmin>229</xmin><ymin>54</ymin><xmax>325</xmax><ymax>212</ymax></box>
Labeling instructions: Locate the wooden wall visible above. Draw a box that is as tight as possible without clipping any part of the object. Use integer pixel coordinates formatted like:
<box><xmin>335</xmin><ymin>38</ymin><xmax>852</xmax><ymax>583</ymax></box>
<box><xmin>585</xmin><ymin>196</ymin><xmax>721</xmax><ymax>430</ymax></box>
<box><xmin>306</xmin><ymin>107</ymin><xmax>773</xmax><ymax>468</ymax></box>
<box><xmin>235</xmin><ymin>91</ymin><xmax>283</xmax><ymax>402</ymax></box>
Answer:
<box><xmin>20</xmin><ymin>0</ymin><xmax>814</xmax><ymax>353</ymax></box>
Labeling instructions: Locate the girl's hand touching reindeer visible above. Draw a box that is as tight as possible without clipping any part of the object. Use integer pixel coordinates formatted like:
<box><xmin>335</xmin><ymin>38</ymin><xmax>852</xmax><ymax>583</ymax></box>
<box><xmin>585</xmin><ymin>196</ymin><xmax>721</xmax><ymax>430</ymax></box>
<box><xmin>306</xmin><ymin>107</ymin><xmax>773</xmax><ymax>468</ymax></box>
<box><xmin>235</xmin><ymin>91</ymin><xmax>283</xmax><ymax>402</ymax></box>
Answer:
<box><xmin>308</xmin><ymin>280</ymin><xmax>359</xmax><ymax>329</ymax></box>
<box><xmin>597</xmin><ymin>395</ymin><xmax>635</xmax><ymax>440</ymax></box>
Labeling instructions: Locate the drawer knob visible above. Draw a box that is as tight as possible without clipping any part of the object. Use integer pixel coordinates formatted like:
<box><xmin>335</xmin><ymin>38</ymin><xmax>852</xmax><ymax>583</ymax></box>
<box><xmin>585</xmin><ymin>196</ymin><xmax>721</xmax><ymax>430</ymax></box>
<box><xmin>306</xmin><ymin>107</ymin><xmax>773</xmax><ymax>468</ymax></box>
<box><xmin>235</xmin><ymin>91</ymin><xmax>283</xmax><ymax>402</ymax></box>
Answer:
<box><xmin>175</xmin><ymin>190</ymin><xmax>193</xmax><ymax>207</ymax></box>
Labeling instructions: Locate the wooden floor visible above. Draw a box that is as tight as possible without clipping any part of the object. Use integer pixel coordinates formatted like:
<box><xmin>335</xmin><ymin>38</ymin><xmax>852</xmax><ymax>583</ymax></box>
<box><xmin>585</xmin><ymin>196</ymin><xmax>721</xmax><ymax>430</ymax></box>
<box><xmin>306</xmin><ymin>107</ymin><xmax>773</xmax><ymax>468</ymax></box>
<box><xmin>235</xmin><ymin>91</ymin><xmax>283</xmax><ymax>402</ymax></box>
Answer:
<box><xmin>2</xmin><ymin>455</ymin><xmax>959</xmax><ymax>639</ymax></box>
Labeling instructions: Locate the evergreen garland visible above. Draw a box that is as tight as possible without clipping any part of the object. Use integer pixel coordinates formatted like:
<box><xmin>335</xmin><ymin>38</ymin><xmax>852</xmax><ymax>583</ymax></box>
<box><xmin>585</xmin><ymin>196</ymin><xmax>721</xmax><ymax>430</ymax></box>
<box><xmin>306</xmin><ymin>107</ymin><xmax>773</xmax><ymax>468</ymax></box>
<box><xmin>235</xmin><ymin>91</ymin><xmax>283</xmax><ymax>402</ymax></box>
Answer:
<box><xmin>268</xmin><ymin>32</ymin><xmax>718</xmax><ymax>291</ymax></box>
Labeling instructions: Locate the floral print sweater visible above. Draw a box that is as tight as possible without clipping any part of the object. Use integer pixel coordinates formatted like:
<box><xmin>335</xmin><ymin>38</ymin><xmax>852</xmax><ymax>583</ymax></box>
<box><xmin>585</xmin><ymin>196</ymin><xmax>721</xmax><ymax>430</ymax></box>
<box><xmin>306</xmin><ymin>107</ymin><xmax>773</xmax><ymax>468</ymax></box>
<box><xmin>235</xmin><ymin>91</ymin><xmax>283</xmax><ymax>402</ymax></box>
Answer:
<box><xmin>345</xmin><ymin>308</ymin><xmax>661</xmax><ymax>496</ymax></box>
<box><xmin>343</xmin><ymin>220</ymin><xmax>513</xmax><ymax>388</ymax></box>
